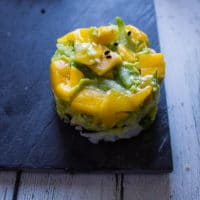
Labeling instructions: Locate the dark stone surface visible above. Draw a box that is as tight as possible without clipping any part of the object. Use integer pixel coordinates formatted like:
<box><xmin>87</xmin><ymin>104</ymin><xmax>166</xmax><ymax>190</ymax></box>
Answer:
<box><xmin>0</xmin><ymin>0</ymin><xmax>173</xmax><ymax>173</ymax></box>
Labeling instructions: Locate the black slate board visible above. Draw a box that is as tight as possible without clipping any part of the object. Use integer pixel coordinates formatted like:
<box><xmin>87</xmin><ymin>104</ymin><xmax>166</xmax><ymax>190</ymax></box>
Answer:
<box><xmin>0</xmin><ymin>0</ymin><xmax>173</xmax><ymax>173</ymax></box>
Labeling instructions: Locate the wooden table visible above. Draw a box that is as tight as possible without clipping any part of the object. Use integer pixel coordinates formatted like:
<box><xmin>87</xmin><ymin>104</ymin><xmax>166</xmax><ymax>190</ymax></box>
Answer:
<box><xmin>1</xmin><ymin>0</ymin><xmax>200</xmax><ymax>199</ymax></box>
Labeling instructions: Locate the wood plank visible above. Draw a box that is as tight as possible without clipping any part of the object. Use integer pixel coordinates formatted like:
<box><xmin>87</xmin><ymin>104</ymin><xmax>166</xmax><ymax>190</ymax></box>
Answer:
<box><xmin>124</xmin><ymin>0</ymin><xmax>200</xmax><ymax>199</ymax></box>
<box><xmin>0</xmin><ymin>172</ymin><xmax>16</xmax><ymax>200</ymax></box>
<box><xmin>17</xmin><ymin>173</ymin><xmax>121</xmax><ymax>200</ymax></box>
<box><xmin>155</xmin><ymin>0</ymin><xmax>200</xmax><ymax>199</ymax></box>
<box><xmin>124</xmin><ymin>175</ymin><xmax>170</xmax><ymax>200</ymax></box>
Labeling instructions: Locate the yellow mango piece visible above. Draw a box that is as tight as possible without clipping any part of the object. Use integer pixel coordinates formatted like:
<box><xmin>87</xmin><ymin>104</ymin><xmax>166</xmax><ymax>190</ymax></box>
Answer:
<box><xmin>50</xmin><ymin>60</ymin><xmax>84</xmax><ymax>101</ymax></box>
<box><xmin>69</xmin><ymin>67</ymin><xmax>84</xmax><ymax>87</ymax></box>
<box><xmin>55</xmin><ymin>83</ymin><xmax>75</xmax><ymax>101</ymax></box>
<box><xmin>117</xmin><ymin>44</ymin><xmax>136</xmax><ymax>62</ymax></box>
<box><xmin>78</xmin><ymin>28</ymin><xmax>95</xmax><ymax>42</ymax></box>
<box><xmin>89</xmin><ymin>49</ymin><xmax>122</xmax><ymax>75</ymax></box>
<box><xmin>75</xmin><ymin>42</ymin><xmax>103</xmax><ymax>65</ymax></box>
<box><xmin>97</xmin><ymin>25</ymin><xmax>117</xmax><ymax>44</ymax></box>
<box><xmin>57</xmin><ymin>31</ymin><xmax>77</xmax><ymax>44</ymax></box>
<box><xmin>102</xmin><ymin>90</ymin><xmax>133</xmax><ymax>113</ymax></box>
<box><xmin>101</xmin><ymin>90</ymin><xmax>132</xmax><ymax>128</ymax></box>
<box><xmin>126</xmin><ymin>25</ymin><xmax>148</xmax><ymax>43</ymax></box>
<box><xmin>129</xmin><ymin>86</ymin><xmax>153</xmax><ymax>110</ymax></box>
<box><xmin>50</xmin><ymin>60</ymin><xmax>70</xmax><ymax>90</ymax></box>
<box><xmin>138</xmin><ymin>53</ymin><xmax>165</xmax><ymax>79</ymax></box>
<box><xmin>103</xmin><ymin>112</ymin><xmax>129</xmax><ymax>129</ymax></box>
<box><xmin>58</xmin><ymin>28</ymin><xmax>97</xmax><ymax>44</ymax></box>
<box><xmin>70</xmin><ymin>87</ymin><xmax>106</xmax><ymax>116</ymax></box>
<box><xmin>138</xmin><ymin>53</ymin><xmax>164</xmax><ymax>67</ymax></box>
<box><xmin>140</xmin><ymin>68</ymin><xmax>158</xmax><ymax>76</ymax></box>
<box><xmin>75</xmin><ymin>53</ymin><xmax>95</xmax><ymax>65</ymax></box>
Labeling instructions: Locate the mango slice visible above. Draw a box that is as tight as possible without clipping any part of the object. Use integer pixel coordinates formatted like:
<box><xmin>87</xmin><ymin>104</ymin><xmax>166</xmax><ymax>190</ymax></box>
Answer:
<box><xmin>103</xmin><ymin>112</ymin><xmax>129</xmax><ymax>129</ymax></box>
<box><xmin>68</xmin><ymin>66</ymin><xmax>85</xmax><ymax>87</ymax></box>
<box><xmin>89</xmin><ymin>48</ymin><xmax>122</xmax><ymax>75</ymax></box>
<box><xmin>74</xmin><ymin>42</ymin><xmax>103</xmax><ymax>65</ymax></box>
<box><xmin>57</xmin><ymin>31</ymin><xmax>76</xmax><ymax>44</ymax></box>
<box><xmin>129</xmin><ymin>86</ymin><xmax>153</xmax><ymax>110</ymax></box>
<box><xmin>70</xmin><ymin>87</ymin><xmax>106</xmax><ymax>116</ymax></box>
<box><xmin>117</xmin><ymin>44</ymin><xmax>136</xmax><ymax>62</ymax></box>
<box><xmin>57</xmin><ymin>28</ymin><xmax>97</xmax><ymax>44</ymax></box>
<box><xmin>50</xmin><ymin>60</ymin><xmax>70</xmax><ymax>90</ymax></box>
<box><xmin>58</xmin><ymin>26</ymin><xmax>117</xmax><ymax>45</ymax></box>
<box><xmin>55</xmin><ymin>83</ymin><xmax>76</xmax><ymax>101</ymax></box>
<box><xmin>50</xmin><ymin>60</ymin><xmax>84</xmax><ymax>101</ymax></box>
<box><xmin>138</xmin><ymin>53</ymin><xmax>165</xmax><ymax>80</ymax></box>
<box><xmin>96</xmin><ymin>25</ymin><xmax>117</xmax><ymax>44</ymax></box>
<box><xmin>101</xmin><ymin>90</ymin><xmax>132</xmax><ymax>128</ymax></box>
<box><xmin>126</xmin><ymin>25</ymin><xmax>148</xmax><ymax>44</ymax></box>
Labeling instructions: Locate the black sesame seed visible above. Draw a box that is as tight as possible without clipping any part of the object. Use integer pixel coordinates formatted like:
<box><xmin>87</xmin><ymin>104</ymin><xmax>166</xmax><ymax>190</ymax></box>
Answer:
<box><xmin>104</xmin><ymin>50</ymin><xmax>110</xmax><ymax>55</ymax></box>
<box><xmin>114</xmin><ymin>42</ymin><xmax>118</xmax><ymax>46</ymax></box>
<box><xmin>127</xmin><ymin>31</ymin><xmax>131</xmax><ymax>36</ymax></box>
<box><xmin>106</xmin><ymin>55</ymin><xmax>112</xmax><ymax>59</ymax></box>
<box><xmin>41</xmin><ymin>8</ymin><xmax>46</xmax><ymax>14</ymax></box>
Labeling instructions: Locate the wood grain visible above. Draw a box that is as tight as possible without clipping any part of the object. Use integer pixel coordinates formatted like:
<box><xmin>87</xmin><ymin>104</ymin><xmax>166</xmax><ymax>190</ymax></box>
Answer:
<box><xmin>17</xmin><ymin>173</ymin><xmax>121</xmax><ymax>200</ymax></box>
<box><xmin>124</xmin><ymin>175</ymin><xmax>170</xmax><ymax>200</ymax></box>
<box><xmin>155</xmin><ymin>0</ymin><xmax>200</xmax><ymax>199</ymax></box>
<box><xmin>0</xmin><ymin>172</ymin><xmax>16</xmax><ymax>200</ymax></box>
<box><xmin>124</xmin><ymin>0</ymin><xmax>200</xmax><ymax>199</ymax></box>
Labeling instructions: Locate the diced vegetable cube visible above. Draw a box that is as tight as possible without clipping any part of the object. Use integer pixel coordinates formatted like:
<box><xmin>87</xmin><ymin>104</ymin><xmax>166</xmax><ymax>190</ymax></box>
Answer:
<box><xmin>97</xmin><ymin>25</ymin><xmax>117</xmax><ymax>44</ymax></box>
<box><xmin>69</xmin><ymin>67</ymin><xmax>84</xmax><ymax>87</ymax></box>
<box><xmin>101</xmin><ymin>90</ymin><xmax>132</xmax><ymax>128</ymax></box>
<box><xmin>126</xmin><ymin>25</ymin><xmax>148</xmax><ymax>44</ymax></box>
<box><xmin>117</xmin><ymin>44</ymin><xmax>136</xmax><ymax>62</ymax></box>
<box><xmin>50</xmin><ymin>60</ymin><xmax>70</xmax><ymax>90</ymax></box>
<box><xmin>74</xmin><ymin>42</ymin><xmax>103</xmax><ymax>65</ymax></box>
<box><xmin>138</xmin><ymin>53</ymin><xmax>165</xmax><ymax>79</ymax></box>
<box><xmin>71</xmin><ymin>87</ymin><xmax>106</xmax><ymax>116</ymax></box>
<box><xmin>89</xmin><ymin>49</ymin><xmax>122</xmax><ymax>75</ymax></box>
<box><xmin>50</xmin><ymin>60</ymin><xmax>84</xmax><ymax>101</ymax></box>
<box><xmin>129</xmin><ymin>86</ymin><xmax>153</xmax><ymax>110</ymax></box>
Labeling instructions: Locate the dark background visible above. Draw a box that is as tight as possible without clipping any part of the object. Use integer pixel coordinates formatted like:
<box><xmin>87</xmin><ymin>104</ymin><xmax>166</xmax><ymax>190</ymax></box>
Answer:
<box><xmin>0</xmin><ymin>0</ymin><xmax>172</xmax><ymax>173</ymax></box>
